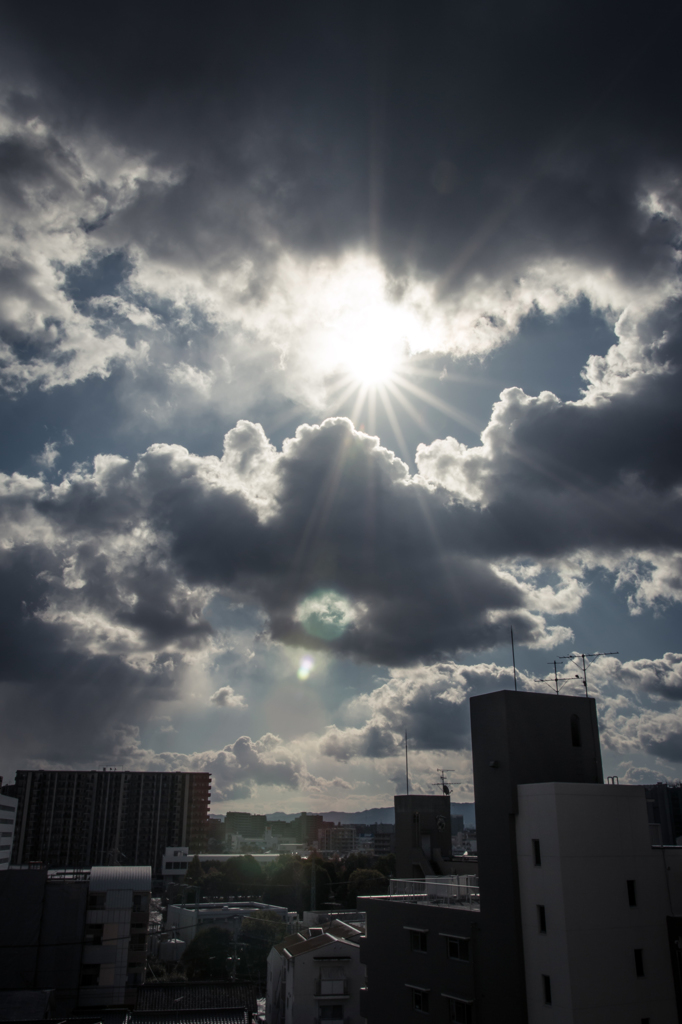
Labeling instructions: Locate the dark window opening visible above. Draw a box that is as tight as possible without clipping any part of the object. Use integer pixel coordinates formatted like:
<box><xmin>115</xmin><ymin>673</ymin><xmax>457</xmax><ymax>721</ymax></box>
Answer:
<box><xmin>627</xmin><ymin>879</ymin><xmax>637</xmax><ymax>907</ymax></box>
<box><xmin>412</xmin><ymin>990</ymin><xmax>430</xmax><ymax>1013</ymax></box>
<box><xmin>533</xmin><ymin>839</ymin><xmax>542</xmax><ymax>866</ymax></box>
<box><xmin>448</xmin><ymin>999</ymin><xmax>473</xmax><ymax>1024</ymax></box>
<box><xmin>87</xmin><ymin>893</ymin><xmax>105</xmax><ymax>909</ymax></box>
<box><xmin>635</xmin><ymin>948</ymin><xmax>645</xmax><ymax>977</ymax></box>
<box><xmin>570</xmin><ymin>714</ymin><xmax>582</xmax><ymax>747</ymax></box>
<box><xmin>80</xmin><ymin>965</ymin><xmax>100</xmax><ymax>987</ymax></box>
<box><xmin>319</xmin><ymin>1009</ymin><xmax>344</xmax><ymax>1022</ymax></box>
<box><xmin>447</xmin><ymin>936</ymin><xmax>470</xmax><ymax>961</ymax></box>
<box><xmin>410</xmin><ymin>930</ymin><xmax>428</xmax><ymax>953</ymax></box>
<box><xmin>537</xmin><ymin>905</ymin><xmax>547</xmax><ymax>933</ymax></box>
<box><xmin>542</xmin><ymin>975</ymin><xmax>552</xmax><ymax>1005</ymax></box>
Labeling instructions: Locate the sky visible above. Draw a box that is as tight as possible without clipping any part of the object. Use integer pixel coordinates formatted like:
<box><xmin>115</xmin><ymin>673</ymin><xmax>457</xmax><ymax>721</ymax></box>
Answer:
<box><xmin>1</xmin><ymin>0</ymin><xmax>682</xmax><ymax>813</ymax></box>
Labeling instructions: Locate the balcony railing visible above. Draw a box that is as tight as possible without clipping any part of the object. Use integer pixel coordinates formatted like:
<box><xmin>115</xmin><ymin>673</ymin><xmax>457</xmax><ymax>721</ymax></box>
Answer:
<box><xmin>314</xmin><ymin>980</ymin><xmax>348</xmax><ymax>997</ymax></box>
<box><xmin>387</xmin><ymin>877</ymin><xmax>480</xmax><ymax>909</ymax></box>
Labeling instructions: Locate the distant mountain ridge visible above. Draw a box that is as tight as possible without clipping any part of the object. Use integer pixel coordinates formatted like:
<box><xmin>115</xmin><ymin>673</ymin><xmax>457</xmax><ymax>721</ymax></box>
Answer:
<box><xmin>266</xmin><ymin>803</ymin><xmax>475</xmax><ymax>826</ymax></box>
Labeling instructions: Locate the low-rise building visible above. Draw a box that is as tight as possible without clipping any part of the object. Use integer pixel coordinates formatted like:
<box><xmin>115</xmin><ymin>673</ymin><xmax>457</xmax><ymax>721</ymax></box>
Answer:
<box><xmin>0</xmin><ymin>863</ymin><xmax>151</xmax><ymax>1012</ymax></box>
<box><xmin>167</xmin><ymin>900</ymin><xmax>294</xmax><ymax>944</ymax></box>
<box><xmin>266</xmin><ymin>919</ymin><xmax>365</xmax><ymax>1024</ymax></box>
<box><xmin>80</xmin><ymin>865</ymin><xmax>152</xmax><ymax>1008</ymax></box>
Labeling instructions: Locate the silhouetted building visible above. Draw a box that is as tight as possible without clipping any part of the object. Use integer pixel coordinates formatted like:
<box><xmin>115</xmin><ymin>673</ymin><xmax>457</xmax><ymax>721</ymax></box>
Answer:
<box><xmin>645</xmin><ymin>781</ymin><xmax>682</xmax><ymax>845</ymax></box>
<box><xmin>224</xmin><ymin>811</ymin><xmax>267</xmax><ymax>839</ymax></box>
<box><xmin>394</xmin><ymin>794</ymin><xmax>452</xmax><ymax>877</ymax></box>
<box><xmin>359</xmin><ymin>690</ymin><xmax>682</xmax><ymax>1023</ymax></box>
<box><xmin>2</xmin><ymin>769</ymin><xmax>210</xmax><ymax>873</ymax></box>
<box><xmin>292</xmin><ymin>813</ymin><xmax>324</xmax><ymax>845</ymax></box>
<box><xmin>0</xmin><ymin>864</ymin><xmax>151</xmax><ymax>1012</ymax></box>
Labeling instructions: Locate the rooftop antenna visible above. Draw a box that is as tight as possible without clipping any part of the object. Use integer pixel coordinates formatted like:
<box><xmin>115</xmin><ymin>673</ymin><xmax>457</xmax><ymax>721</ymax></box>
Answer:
<box><xmin>436</xmin><ymin>769</ymin><xmax>454</xmax><ymax>796</ymax></box>
<box><xmin>538</xmin><ymin>660</ymin><xmax>580</xmax><ymax>695</ymax></box>
<box><xmin>558</xmin><ymin>651</ymin><xmax>618</xmax><ymax>697</ymax></box>
<box><xmin>405</xmin><ymin>731</ymin><xmax>410</xmax><ymax>797</ymax></box>
<box><xmin>511</xmin><ymin>628</ymin><xmax>518</xmax><ymax>691</ymax></box>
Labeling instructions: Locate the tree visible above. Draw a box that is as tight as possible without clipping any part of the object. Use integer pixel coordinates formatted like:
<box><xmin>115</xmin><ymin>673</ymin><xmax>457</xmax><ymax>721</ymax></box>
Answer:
<box><xmin>182</xmin><ymin>927</ymin><xmax>232</xmax><ymax>980</ymax></box>
<box><xmin>185</xmin><ymin>854</ymin><xmax>203</xmax><ymax>885</ymax></box>
<box><xmin>346</xmin><ymin>868</ymin><xmax>388</xmax><ymax>906</ymax></box>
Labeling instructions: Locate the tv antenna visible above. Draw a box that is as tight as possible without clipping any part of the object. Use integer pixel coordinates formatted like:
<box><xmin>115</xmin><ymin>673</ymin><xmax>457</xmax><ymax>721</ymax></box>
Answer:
<box><xmin>558</xmin><ymin>651</ymin><xmax>618</xmax><ymax>697</ymax></box>
<box><xmin>538</xmin><ymin>660</ymin><xmax>581</xmax><ymax>695</ymax></box>
<box><xmin>434</xmin><ymin>768</ymin><xmax>455</xmax><ymax>796</ymax></box>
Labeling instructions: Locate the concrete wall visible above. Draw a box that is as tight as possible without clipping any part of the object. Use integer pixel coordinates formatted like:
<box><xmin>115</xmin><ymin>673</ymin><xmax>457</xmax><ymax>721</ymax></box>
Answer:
<box><xmin>0</xmin><ymin>795</ymin><xmax>17</xmax><ymax>869</ymax></box>
<box><xmin>395</xmin><ymin>795</ymin><xmax>452</xmax><ymax>878</ymax></box>
<box><xmin>358</xmin><ymin>896</ymin><xmax>477</xmax><ymax>1023</ymax></box>
<box><xmin>517</xmin><ymin>782</ymin><xmax>679</xmax><ymax>1024</ymax></box>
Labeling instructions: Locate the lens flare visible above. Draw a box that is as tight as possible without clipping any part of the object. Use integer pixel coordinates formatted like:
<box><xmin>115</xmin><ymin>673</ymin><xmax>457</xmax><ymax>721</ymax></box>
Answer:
<box><xmin>297</xmin><ymin>656</ymin><xmax>314</xmax><ymax>680</ymax></box>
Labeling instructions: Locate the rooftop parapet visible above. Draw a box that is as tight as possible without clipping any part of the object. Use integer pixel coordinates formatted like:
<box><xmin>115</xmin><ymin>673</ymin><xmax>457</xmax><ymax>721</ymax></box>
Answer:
<box><xmin>382</xmin><ymin>876</ymin><xmax>480</xmax><ymax>910</ymax></box>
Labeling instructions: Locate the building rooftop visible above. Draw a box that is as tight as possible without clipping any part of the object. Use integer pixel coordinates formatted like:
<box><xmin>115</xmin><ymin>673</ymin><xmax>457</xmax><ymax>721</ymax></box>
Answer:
<box><xmin>362</xmin><ymin>876</ymin><xmax>480</xmax><ymax>911</ymax></box>
<box><xmin>135</xmin><ymin>983</ymin><xmax>257</xmax><ymax>1013</ymax></box>
<box><xmin>90</xmin><ymin>866</ymin><xmax>153</xmax><ymax>891</ymax></box>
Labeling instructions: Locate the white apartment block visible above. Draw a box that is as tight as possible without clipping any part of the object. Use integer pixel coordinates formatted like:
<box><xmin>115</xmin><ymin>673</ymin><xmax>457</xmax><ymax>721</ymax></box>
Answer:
<box><xmin>0</xmin><ymin>795</ymin><xmax>17</xmax><ymax>869</ymax></box>
<box><xmin>516</xmin><ymin>781</ymin><xmax>681</xmax><ymax>1024</ymax></box>
<box><xmin>79</xmin><ymin>865</ymin><xmax>152</xmax><ymax>1007</ymax></box>
<box><xmin>267</xmin><ymin>920</ymin><xmax>366</xmax><ymax>1024</ymax></box>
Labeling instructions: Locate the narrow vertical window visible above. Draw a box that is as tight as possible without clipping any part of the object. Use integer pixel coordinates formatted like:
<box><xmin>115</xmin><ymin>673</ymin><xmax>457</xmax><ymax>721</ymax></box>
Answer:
<box><xmin>537</xmin><ymin>905</ymin><xmax>547</xmax><ymax>933</ymax></box>
<box><xmin>634</xmin><ymin>948</ymin><xmax>644</xmax><ymax>977</ymax></box>
<box><xmin>542</xmin><ymin>975</ymin><xmax>552</xmax><ymax>1005</ymax></box>
<box><xmin>533</xmin><ymin>839</ymin><xmax>542</xmax><ymax>866</ymax></box>
<box><xmin>570</xmin><ymin>713</ymin><xmax>582</xmax><ymax>747</ymax></box>
<box><xmin>627</xmin><ymin>880</ymin><xmax>637</xmax><ymax>907</ymax></box>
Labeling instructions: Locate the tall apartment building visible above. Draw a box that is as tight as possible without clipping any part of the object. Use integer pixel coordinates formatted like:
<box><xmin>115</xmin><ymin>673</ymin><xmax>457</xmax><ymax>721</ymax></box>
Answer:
<box><xmin>317</xmin><ymin>824</ymin><xmax>357</xmax><ymax>854</ymax></box>
<box><xmin>359</xmin><ymin>689</ymin><xmax>682</xmax><ymax>1023</ymax></box>
<box><xmin>224</xmin><ymin>811</ymin><xmax>268</xmax><ymax>839</ymax></box>
<box><xmin>2</xmin><ymin>769</ymin><xmax>210</xmax><ymax>874</ymax></box>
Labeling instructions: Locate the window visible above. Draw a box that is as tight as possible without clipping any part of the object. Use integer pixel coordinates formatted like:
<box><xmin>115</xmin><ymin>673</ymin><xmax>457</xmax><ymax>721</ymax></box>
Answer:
<box><xmin>410</xmin><ymin>930</ymin><xmax>428</xmax><ymax>952</ymax></box>
<box><xmin>627</xmin><ymin>880</ymin><xmax>637</xmax><ymax>907</ymax></box>
<box><xmin>542</xmin><ymin>975</ymin><xmax>552</xmax><ymax>1005</ymax></box>
<box><xmin>447</xmin><ymin>999</ymin><xmax>473</xmax><ymax>1024</ymax></box>
<box><xmin>412</xmin><ymin>989</ymin><xmax>430</xmax><ymax>1013</ymax></box>
<box><xmin>634</xmin><ymin>948</ymin><xmax>645</xmax><ymax>977</ymax></box>
<box><xmin>537</xmin><ymin>905</ymin><xmax>547</xmax><ymax>933</ymax></box>
<box><xmin>80</xmin><ymin>965</ymin><xmax>100</xmax><ymax>987</ymax></box>
<box><xmin>533</xmin><ymin>839</ymin><xmax>542</xmax><ymax>866</ymax></box>
<box><xmin>570</xmin><ymin>714</ymin><xmax>582</xmax><ymax>747</ymax></box>
<box><xmin>88</xmin><ymin>892</ymin><xmax>105</xmax><ymax>909</ymax></box>
<box><xmin>320</xmin><ymin>966</ymin><xmax>346</xmax><ymax>995</ymax></box>
<box><xmin>319</xmin><ymin>1008</ymin><xmax>344</xmax><ymax>1021</ymax></box>
<box><xmin>84</xmin><ymin>923</ymin><xmax>103</xmax><ymax>945</ymax></box>
<box><xmin>446</xmin><ymin>936</ymin><xmax>470</xmax><ymax>961</ymax></box>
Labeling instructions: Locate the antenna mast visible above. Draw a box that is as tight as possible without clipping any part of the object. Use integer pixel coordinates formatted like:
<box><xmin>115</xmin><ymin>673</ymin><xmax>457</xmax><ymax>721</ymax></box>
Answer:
<box><xmin>511</xmin><ymin>628</ymin><xmax>517</xmax><ymax>691</ymax></box>
<box><xmin>405</xmin><ymin>731</ymin><xmax>410</xmax><ymax>797</ymax></box>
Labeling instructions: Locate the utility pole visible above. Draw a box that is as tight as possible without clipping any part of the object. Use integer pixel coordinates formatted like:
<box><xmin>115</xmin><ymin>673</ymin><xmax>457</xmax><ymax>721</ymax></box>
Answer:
<box><xmin>311</xmin><ymin>858</ymin><xmax>316</xmax><ymax>913</ymax></box>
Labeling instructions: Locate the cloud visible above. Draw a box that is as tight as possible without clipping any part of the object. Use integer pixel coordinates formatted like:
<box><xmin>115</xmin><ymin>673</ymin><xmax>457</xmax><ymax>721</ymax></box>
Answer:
<box><xmin>209</xmin><ymin>684</ymin><xmax>247</xmax><ymax>709</ymax></box>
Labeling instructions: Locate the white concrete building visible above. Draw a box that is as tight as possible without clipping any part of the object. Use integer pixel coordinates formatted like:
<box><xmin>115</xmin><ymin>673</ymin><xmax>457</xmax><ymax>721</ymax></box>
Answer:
<box><xmin>266</xmin><ymin>920</ymin><xmax>365</xmax><ymax>1024</ymax></box>
<box><xmin>80</xmin><ymin>865</ymin><xmax>152</xmax><ymax>1008</ymax></box>
<box><xmin>0</xmin><ymin>794</ymin><xmax>17</xmax><ymax>870</ymax></box>
<box><xmin>516</xmin><ymin>781</ymin><xmax>682</xmax><ymax>1024</ymax></box>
